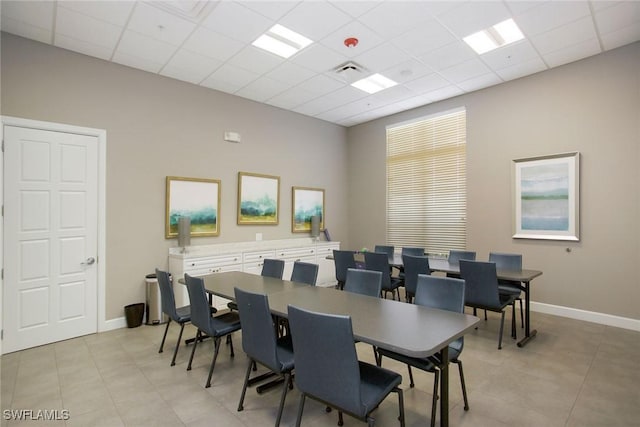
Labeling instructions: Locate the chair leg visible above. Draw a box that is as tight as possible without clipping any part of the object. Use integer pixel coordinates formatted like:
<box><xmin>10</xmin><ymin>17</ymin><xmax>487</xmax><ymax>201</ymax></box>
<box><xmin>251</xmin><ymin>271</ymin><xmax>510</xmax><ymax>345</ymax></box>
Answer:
<box><xmin>238</xmin><ymin>358</ymin><xmax>254</xmax><ymax>411</ymax></box>
<box><xmin>159</xmin><ymin>319</ymin><xmax>171</xmax><ymax>353</ymax></box>
<box><xmin>275</xmin><ymin>372</ymin><xmax>291</xmax><ymax>427</ymax></box>
<box><xmin>187</xmin><ymin>330</ymin><xmax>201</xmax><ymax>371</ymax></box>
<box><xmin>338</xmin><ymin>411</ymin><xmax>344</xmax><ymax>426</ymax></box>
<box><xmin>229</xmin><ymin>334</ymin><xmax>235</xmax><ymax>357</ymax></box>
<box><xmin>170</xmin><ymin>322</ymin><xmax>185</xmax><ymax>366</ymax></box>
<box><xmin>498</xmin><ymin>311</ymin><xmax>506</xmax><ymax>349</ymax></box>
<box><xmin>511</xmin><ymin>303</ymin><xmax>517</xmax><ymax>340</ymax></box>
<box><xmin>407</xmin><ymin>365</ymin><xmax>415</xmax><ymax>388</ymax></box>
<box><xmin>519</xmin><ymin>298</ymin><xmax>524</xmax><ymax>328</ymax></box>
<box><xmin>484</xmin><ymin>310</ymin><xmax>488</xmax><ymax>321</ymax></box>
<box><xmin>205</xmin><ymin>337</ymin><xmax>222</xmax><ymax>388</ymax></box>
<box><xmin>430</xmin><ymin>369</ymin><xmax>439</xmax><ymax>427</ymax></box>
<box><xmin>396</xmin><ymin>386</ymin><xmax>405</xmax><ymax>427</ymax></box>
<box><xmin>454</xmin><ymin>359</ymin><xmax>469</xmax><ymax>410</ymax></box>
<box><xmin>366</xmin><ymin>415</ymin><xmax>374</xmax><ymax>427</ymax></box>
<box><xmin>295</xmin><ymin>394</ymin><xmax>306</xmax><ymax>427</ymax></box>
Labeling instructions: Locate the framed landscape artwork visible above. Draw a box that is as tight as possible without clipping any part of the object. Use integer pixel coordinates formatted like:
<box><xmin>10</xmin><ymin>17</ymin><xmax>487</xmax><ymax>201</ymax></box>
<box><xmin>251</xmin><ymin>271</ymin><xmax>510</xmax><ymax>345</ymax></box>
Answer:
<box><xmin>512</xmin><ymin>152</ymin><xmax>580</xmax><ymax>241</ymax></box>
<box><xmin>237</xmin><ymin>172</ymin><xmax>280</xmax><ymax>225</ymax></box>
<box><xmin>292</xmin><ymin>187</ymin><xmax>325</xmax><ymax>233</ymax></box>
<box><xmin>165</xmin><ymin>176</ymin><xmax>221</xmax><ymax>238</ymax></box>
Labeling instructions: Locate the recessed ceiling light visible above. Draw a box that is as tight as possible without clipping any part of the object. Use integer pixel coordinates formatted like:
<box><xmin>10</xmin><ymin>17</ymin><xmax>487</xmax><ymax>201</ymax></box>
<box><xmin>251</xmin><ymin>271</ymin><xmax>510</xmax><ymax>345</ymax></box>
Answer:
<box><xmin>252</xmin><ymin>24</ymin><xmax>312</xmax><ymax>58</ymax></box>
<box><xmin>463</xmin><ymin>18</ymin><xmax>524</xmax><ymax>55</ymax></box>
<box><xmin>351</xmin><ymin>73</ymin><xmax>398</xmax><ymax>94</ymax></box>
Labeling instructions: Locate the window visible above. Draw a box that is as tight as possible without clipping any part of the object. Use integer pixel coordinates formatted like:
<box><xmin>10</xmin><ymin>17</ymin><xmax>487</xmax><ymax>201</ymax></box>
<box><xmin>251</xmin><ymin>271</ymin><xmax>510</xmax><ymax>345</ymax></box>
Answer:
<box><xmin>386</xmin><ymin>108</ymin><xmax>466</xmax><ymax>256</ymax></box>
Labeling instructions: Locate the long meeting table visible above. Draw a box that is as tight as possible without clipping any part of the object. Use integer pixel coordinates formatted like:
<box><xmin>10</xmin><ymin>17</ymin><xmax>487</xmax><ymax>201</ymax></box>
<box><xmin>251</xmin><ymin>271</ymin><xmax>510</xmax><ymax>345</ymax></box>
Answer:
<box><xmin>198</xmin><ymin>271</ymin><xmax>480</xmax><ymax>427</ymax></box>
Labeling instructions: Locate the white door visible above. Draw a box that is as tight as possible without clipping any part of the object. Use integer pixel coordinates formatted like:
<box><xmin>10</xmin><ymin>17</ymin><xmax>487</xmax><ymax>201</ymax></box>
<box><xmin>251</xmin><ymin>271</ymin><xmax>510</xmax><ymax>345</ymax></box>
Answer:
<box><xmin>3</xmin><ymin>126</ymin><xmax>98</xmax><ymax>353</ymax></box>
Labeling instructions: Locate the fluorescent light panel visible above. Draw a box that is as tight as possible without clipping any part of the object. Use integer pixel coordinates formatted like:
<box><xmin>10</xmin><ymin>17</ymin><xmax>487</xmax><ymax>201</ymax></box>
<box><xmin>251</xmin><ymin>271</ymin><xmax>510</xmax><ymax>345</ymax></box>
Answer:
<box><xmin>351</xmin><ymin>73</ymin><xmax>398</xmax><ymax>94</ymax></box>
<box><xmin>464</xmin><ymin>18</ymin><xmax>524</xmax><ymax>54</ymax></box>
<box><xmin>252</xmin><ymin>24</ymin><xmax>312</xmax><ymax>58</ymax></box>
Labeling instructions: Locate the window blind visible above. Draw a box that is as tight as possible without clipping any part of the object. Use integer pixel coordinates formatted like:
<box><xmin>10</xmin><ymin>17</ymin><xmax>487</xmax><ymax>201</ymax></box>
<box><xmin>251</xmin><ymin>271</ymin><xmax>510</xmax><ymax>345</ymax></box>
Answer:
<box><xmin>386</xmin><ymin>108</ymin><xmax>467</xmax><ymax>256</ymax></box>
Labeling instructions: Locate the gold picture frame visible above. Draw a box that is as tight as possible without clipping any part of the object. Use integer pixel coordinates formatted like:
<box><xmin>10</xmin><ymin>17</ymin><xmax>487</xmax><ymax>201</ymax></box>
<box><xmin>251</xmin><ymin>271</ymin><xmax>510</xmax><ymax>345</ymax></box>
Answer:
<box><xmin>165</xmin><ymin>176</ymin><xmax>221</xmax><ymax>238</ymax></box>
<box><xmin>237</xmin><ymin>172</ymin><xmax>280</xmax><ymax>225</ymax></box>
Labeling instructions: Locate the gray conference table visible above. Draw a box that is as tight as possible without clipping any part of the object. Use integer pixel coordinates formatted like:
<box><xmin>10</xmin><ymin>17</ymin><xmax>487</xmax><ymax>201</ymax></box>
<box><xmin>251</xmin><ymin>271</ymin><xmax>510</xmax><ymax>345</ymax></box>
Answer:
<box><xmin>198</xmin><ymin>270</ymin><xmax>480</xmax><ymax>427</ymax></box>
<box><xmin>388</xmin><ymin>254</ymin><xmax>543</xmax><ymax>348</ymax></box>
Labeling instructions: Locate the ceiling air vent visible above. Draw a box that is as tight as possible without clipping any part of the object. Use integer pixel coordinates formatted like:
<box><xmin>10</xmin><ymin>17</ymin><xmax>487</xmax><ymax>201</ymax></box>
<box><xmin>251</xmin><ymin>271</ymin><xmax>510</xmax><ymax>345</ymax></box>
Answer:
<box><xmin>334</xmin><ymin>61</ymin><xmax>367</xmax><ymax>84</ymax></box>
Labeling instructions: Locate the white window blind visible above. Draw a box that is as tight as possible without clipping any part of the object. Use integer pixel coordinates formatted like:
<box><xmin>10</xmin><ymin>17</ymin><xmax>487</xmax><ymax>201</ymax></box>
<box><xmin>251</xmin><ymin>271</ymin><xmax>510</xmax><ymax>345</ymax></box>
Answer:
<box><xmin>386</xmin><ymin>108</ymin><xmax>467</xmax><ymax>256</ymax></box>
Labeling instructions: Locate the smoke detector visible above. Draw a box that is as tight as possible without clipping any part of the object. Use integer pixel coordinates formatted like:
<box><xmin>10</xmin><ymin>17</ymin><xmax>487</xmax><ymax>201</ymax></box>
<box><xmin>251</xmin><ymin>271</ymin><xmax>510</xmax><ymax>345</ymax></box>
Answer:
<box><xmin>333</xmin><ymin>61</ymin><xmax>367</xmax><ymax>84</ymax></box>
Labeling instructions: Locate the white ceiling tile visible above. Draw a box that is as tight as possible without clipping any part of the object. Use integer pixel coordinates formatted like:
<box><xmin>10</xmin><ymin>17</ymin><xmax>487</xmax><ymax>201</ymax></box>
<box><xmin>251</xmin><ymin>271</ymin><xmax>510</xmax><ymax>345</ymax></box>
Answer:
<box><xmin>265</xmin><ymin>62</ymin><xmax>316</xmax><ymax>86</ymax></box>
<box><xmin>516</xmin><ymin>1</ymin><xmax>591</xmax><ymax>36</ymax></box>
<box><xmin>236</xmin><ymin>77</ymin><xmax>289</xmax><ymax>102</ymax></box>
<box><xmin>54</xmin><ymin>34</ymin><xmax>114</xmax><ymax>61</ymax></box>
<box><xmin>183</xmin><ymin>27</ymin><xmax>244</xmax><ymax>61</ymax></box>
<box><xmin>358</xmin><ymin>2</ymin><xmax>433</xmax><ymax>39</ymax></box>
<box><xmin>1</xmin><ymin>0</ymin><xmax>54</xmax><ymax>30</ymax></box>
<box><xmin>58</xmin><ymin>1</ymin><xmax>134</xmax><ymax>26</ymax></box>
<box><xmin>200</xmin><ymin>78</ymin><xmax>243</xmax><ymax>94</ymax></box>
<box><xmin>494</xmin><ymin>56</ymin><xmax>547</xmax><ymax>80</ymax></box>
<box><xmin>594</xmin><ymin>1</ymin><xmax>640</xmax><ymax>35</ymax></box>
<box><xmin>319</xmin><ymin>21</ymin><xmax>385</xmax><ymax>56</ymax></box>
<box><xmin>295</xmin><ymin>85</ymin><xmax>364</xmax><ymax>116</ymax></box>
<box><xmin>279</xmin><ymin>2</ymin><xmax>353</xmax><ymax>41</ymax></box>
<box><xmin>481</xmin><ymin>40</ymin><xmax>541</xmax><ymax>70</ymax></box>
<box><xmin>241</xmin><ymin>1</ymin><xmax>299</xmax><ymax>21</ymax></box>
<box><xmin>294</xmin><ymin>74</ymin><xmax>345</xmax><ymax>97</ymax></box>
<box><xmin>437</xmin><ymin>1</ymin><xmax>511</xmax><ymax>38</ymax></box>
<box><xmin>112</xmin><ymin>51</ymin><xmax>164</xmax><ymax>73</ymax></box>
<box><xmin>390</xmin><ymin>19</ymin><xmax>456</xmax><ymax>57</ymax></box>
<box><xmin>418</xmin><ymin>41</ymin><xmax>476</xmax><ymax>71</ymax></box>
<box><xmin>1</xmin><ymin>16</ymin><xmax>52</xmax><ymax>44</ymax></box>
<box><xmin>424</xmin><ymin>85</ymin><xmax>464</xmax><ymax>103</ymax></box>
<box><xmin>329</xmin><ymin>1</ymin><xmax>381</xmax><ymax>18</ymax></box>
<box><xmin>200</xmin><ymin>1</ymin><xmax>272</xmax><ymax>43</ymax></box>
<box><xmin>267</xmin><ymin>87</ymin><xmax>319</xmax><ymax>110</ymax></box>
<box><xmin>227</xmin><ymin>46</ymin><xmax>283</xmax><ymax>75</ymax></box>
<box><xmin>353</xmin><ymin>42</ymin><xmax>411</xmax><ymax>72</ymax></box>
<box><xmin>382</xmin><ymin>59</ymin><xmax>435</xmax><ymax>84</ymax></box>
<box><xmin>55</xmin><ymin>7</ymin><xmax>122</xmax><ymax>50</ymax></box>
<box><xmin>202</xmin><ymin>63</ymin><xmax>260</xmax><ymax>90</ymax></box>
<box><xmin>542</xmin><ymin>38</ymin><xmax>602</xmax><ymax>68</ymax></box>
<box><xmin>439</xmin><ymin>58</ymin><xmax>491</xmax><ymax>84</ymax></box>
<box><xmin>504</xmin><ymin>1</ymin><xmax>542</xmax><ymax>16</ymax></box>
<box><xmin>127</xmin><ymin>2</ymin><xmax>196</xmax><ymax>46</ymax></box>
<box><xmin>371</xmin><ymin>85</ymin><xmax>413</xmax><ymax>104</ymax></box>
<box><xmin>117</xmin><ymin>30</ymin><xmax>179</xmax><ymax>64</ymax></box>
<box><xmin>457</xmin><ymin>72</ymin><xmax>503</xmax><ymax>93</ymax></box>
<box><xmin>393</xmin><ymin>94</ymin><xmax>433</xmax><ymax>111</ymax></box>
<box><xmin>161</xmin><ymin>49</ymin><xmax>222</xmax><ymax>84</ymax></box>
<box><xmin>290</xmin><ymin>43</ymin><xmax>349</xmax><ymax>73</ymax></box>
<box><xmin>600</xmin><ymin>23</ymin><xmax>640</xmax><ymax>50</ymax></box>
<box><xmin>403</xmin><ymin>73</ymin><xmax>451</xmax><ymax>94</ymax></box>
<box><xmin>531</xmin><ymin>16</ymin><xmax>599</xmax><ymax>55</ymax></box>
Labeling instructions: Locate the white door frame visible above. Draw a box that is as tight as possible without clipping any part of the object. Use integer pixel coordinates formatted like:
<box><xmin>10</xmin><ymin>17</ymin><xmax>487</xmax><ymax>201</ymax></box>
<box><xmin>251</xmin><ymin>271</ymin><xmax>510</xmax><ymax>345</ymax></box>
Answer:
<box><xmin>1</xmin><ymin>116</ymin><xmax>108</xmax><ymax>350</ymax></box>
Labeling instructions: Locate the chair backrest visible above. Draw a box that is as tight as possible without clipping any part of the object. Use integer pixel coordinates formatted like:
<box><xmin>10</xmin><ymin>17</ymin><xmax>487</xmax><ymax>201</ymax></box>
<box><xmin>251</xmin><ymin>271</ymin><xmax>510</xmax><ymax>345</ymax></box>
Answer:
<box><xmin>288</xmin><ymin>305</ymin><xmax>363</xmax><ymax>417</ymax></box>
<box><xmin>363</xmin><ymin>252</ymin><xmax>391</xmax><ymax>288</ymax></box>
<box><xmin>415</xmin><ymin>275</ymin><xmax>465</xmax><ymax>313</ymax></box>
<box><xmin>374</xmin><ymin>245</ymin><xmax>395</xmax><ymax>262</ymax></box>
<box><xmin>401</xmin><ymin>247</ymin><xmax>424</xmax><ymax>257</ymax></box>
<box><xmin>402</xmin><ymin>255</ymin><xmax>430</xmax><ymax>297</ymax></box>
<box><xmin>333</xmin><ymin>250</ymin><xmax>357</xmax><ymax>283</ymax></box>
<box><xmin>459</xmin><ymin>260</ymin><xmax>501</xmax><ymax>309</ymax></box>
<box><xmin>234</xmin><ymin>287</ymin><xmax>280</xmax><ymax>372</ymax></box>
<box><xmin>184</xmin><ymin>274</ymin><xmax>214</xmax><ymax>335</ymax></box>
<box><xmin>291</xmin><ymin>261</ymin><xmax>319</xmax><ymax>286</ymax></box>
<box><xmin>261</xmin><ymin>258</ymin><xmax>285</xmax><ymax>279</ymax></box>
<box><xmin>448</xmin><ymin>250</ymin><xmax>476</xmax><ymax>264</ymax></box>
<box><xmin>488</xmin><ymin>252</ymin><xmax>522</xmax><ymax>271</ymax></box>
<box><xmin>343</xmin><ymin>268</ymin><xmax>382</xmax><ymax>298</ymax></box>
<box><xmin>156</xmin><ymin>269</ymin><xmax>178</xmax><ymax>320</ymax></box>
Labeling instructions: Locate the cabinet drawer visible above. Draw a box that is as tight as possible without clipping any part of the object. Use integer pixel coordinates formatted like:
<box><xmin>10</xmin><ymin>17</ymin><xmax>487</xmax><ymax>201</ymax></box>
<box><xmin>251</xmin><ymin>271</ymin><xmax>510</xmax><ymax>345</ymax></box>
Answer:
<box><xmin>243</xmin><ymin>250</ymin><xmax>276</xmax><ymax>263</ymax></box>
<box><xmin>184</xmin><ymin>253</ymin><xmax>241</xmax><ymax>271</ymax></box>
<box><xmin>276</xmin><ymin>247</ymin><xmax>316</xmax><ymax>259</ymax></box>
<box><xmin>315</xmin><ymin>244</ymin><xmax>340</xmax><ymax>257</ymax></box>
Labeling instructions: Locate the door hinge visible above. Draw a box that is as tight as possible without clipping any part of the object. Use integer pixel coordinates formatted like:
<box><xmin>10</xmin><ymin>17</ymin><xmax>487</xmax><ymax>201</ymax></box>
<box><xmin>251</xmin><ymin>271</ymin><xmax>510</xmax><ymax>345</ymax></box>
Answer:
<box><xmin>1</xmin><ymin>330</ymin><xmax>3</xmax><ymax>340</ymax></box>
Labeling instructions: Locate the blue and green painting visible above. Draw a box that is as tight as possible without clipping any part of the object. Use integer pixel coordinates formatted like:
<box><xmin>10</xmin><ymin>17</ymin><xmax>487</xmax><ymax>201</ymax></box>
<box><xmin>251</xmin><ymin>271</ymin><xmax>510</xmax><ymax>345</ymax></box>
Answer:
<box><xmin>169</xmin><ymin>179</ymin><xmax>218</xmax><ymax>235</ymax></box>
<box><xmin>520</xmin><ymin>163</ymin><xmax>569</xmax><ymax>231</ymax></box>
<box><xmin>293</xmin><ymin>189</ymin><xmax>323</xmax><ymax>232</ymax></box>
<box><xmin>239</xmin><ymin>175</ymin><xmax>278</xmax><ymax>223</ymax></box>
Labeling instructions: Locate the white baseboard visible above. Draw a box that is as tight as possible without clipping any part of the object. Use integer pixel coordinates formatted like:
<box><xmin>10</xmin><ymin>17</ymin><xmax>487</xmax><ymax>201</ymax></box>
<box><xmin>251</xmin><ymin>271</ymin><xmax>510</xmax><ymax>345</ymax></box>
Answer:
<box><xmin>531</xmin><ymin>301</ymin><xmax>640</xmax><ymax>331</ymax></box>
<box><xmin>99</xmin><ymin>316</ymin><xmax>127</xmax><ymax>332</ymax></box>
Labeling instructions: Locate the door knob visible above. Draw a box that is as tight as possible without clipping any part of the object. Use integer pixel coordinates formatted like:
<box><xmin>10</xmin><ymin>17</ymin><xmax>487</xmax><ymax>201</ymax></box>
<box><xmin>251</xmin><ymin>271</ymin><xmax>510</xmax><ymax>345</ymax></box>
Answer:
<box><xmin>82</xmin><ymin>257</ymin><xmax>96</xmax><ymax>265</ymax></box>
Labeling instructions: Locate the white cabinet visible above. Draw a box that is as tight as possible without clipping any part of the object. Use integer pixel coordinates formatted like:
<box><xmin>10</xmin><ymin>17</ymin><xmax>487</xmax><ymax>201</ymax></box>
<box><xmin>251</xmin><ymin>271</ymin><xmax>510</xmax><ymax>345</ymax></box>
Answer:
<box><xmin>276</xmin><ymin>247</ymin><xmax>317</xmax><ymax>281</ymax></box>
<box><xmin>169</xmin><ymin>252</ymin><xmax>241</xmax><ymax>310</ymax></box>
<box><xmin>315</xmin><ymin>243</ymin><xmax>340</xmax><ymax>287</ymax></box>
<box><xmin>242</xmin><ymin>250</ymin><xmax>276</xmax><ymax>275</ymax></box>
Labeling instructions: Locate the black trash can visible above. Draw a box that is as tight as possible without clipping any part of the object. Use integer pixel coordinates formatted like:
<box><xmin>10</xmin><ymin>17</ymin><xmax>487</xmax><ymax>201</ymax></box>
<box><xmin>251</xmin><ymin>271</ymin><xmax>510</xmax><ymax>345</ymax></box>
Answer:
<box><xmin>124</xmin><ymin>302</ymin><xmax>145</xmax><ymax>328</ymax></box>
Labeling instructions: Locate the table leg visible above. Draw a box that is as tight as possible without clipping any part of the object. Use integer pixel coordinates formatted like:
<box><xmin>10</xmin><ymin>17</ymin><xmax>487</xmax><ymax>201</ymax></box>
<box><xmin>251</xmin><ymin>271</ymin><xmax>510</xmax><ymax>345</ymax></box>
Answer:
<box><xmin>439</xmin><ymin>345</ymin><xmax>449</xmax><ymax>427</ymax></box>
<box><xmin>517</xmin><ymin>281</ymin><xmax>538</xmax><ymax>347</ymax></box>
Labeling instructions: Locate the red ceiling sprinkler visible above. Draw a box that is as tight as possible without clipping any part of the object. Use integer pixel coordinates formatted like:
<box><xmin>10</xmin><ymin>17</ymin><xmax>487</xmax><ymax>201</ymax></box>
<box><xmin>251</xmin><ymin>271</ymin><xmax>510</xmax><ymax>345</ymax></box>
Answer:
<box><xmin>344</xmin><ymin>37</ymin><xmax>359</xmax><ymax>48</ymax></box>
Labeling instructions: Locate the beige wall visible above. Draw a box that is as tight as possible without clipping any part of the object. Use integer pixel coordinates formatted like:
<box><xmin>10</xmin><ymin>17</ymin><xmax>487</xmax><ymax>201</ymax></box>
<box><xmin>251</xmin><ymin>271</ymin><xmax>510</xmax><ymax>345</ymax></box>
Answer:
<box><xmin>1</xmin><ymin>33</ymin><xmax>349</xmax><ymax>320</ymax></box>
<box><xmin>347</xmin><ymin>42</ymin><xmax>640</xmax><ymax>320</ymax></box>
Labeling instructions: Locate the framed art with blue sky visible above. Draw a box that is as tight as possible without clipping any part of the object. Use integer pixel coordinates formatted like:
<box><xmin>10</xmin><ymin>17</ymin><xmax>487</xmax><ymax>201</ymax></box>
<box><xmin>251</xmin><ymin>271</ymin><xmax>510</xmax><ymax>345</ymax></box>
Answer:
<box><xmin>512</xmin><ymin>152</ymin><xmax>580</xmax><ymax>241</ymax></box>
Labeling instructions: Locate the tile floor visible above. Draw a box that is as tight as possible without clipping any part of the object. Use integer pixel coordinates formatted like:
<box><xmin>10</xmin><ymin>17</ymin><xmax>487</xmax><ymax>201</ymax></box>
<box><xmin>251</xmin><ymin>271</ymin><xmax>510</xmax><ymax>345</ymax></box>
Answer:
<box><xmin>1</xmin><ymin>308</ymin><xmax>639</xmax><ymax>426</ymax></box>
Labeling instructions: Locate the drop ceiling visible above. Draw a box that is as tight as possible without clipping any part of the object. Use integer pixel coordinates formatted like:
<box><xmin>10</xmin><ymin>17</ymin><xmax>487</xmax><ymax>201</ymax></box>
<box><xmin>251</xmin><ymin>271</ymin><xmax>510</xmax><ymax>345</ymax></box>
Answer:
<box><xmin>2</xmin><ymin>1</ymin><xmax>639</xmax><ymax>127</ymax></box>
